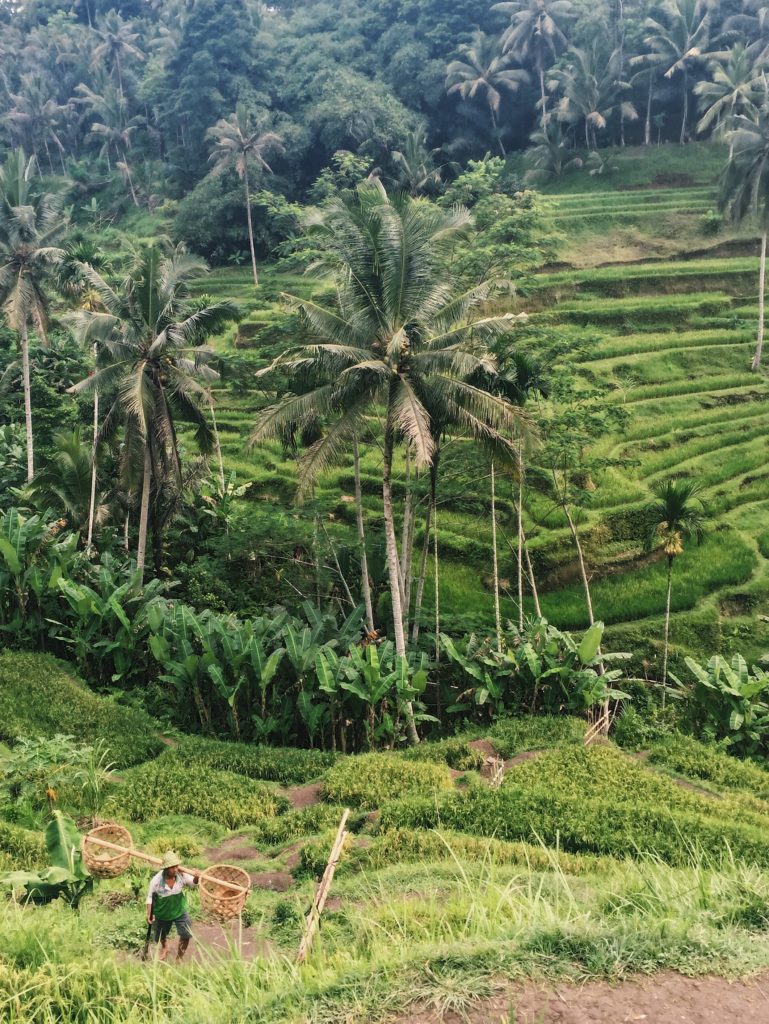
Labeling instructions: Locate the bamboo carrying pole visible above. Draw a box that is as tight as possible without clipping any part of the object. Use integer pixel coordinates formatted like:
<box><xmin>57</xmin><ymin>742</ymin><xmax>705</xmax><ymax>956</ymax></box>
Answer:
<box><xmin>297</xmin><ymin>808</ymin><xmax>350</xmax><ymax>964</ymax></box>
<box><xmin>84</xmin><ymin>836</ymin><xmax>250</xmax><ymax>896</ymax></box>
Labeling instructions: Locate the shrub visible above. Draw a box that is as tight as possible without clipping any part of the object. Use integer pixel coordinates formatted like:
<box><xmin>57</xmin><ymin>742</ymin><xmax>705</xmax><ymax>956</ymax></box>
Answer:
<box><xmin>0</xmin><ymin>820</ymin><xmax>46</xmax><ymax>868</ymax></box>
<box><xmin>165</xmin><ymin>737</ymin><xmax>336</xmax><ymax>785</ymax></box>
<box><xmin>322</xmin><ymin>753</ymin><xmax>454</xmax><ymax>810</ymax></box>
<box><xmin>0</xmin><ymin>653</ymin><xmax>162</xmax><ymax>768</ymax></box>
<box><xmin>105</xmin><ymin>760</ymin><xmax>288</xmax><ymax>828</ymax></box>
<box><xmin>488</xmin><ymin>716</ymin><xmax>587</xmax><ymax>758</ymax></box>
<box><xmin>401</xmin><ymin>738</ymin><xmax>485</xmax><ymax>772</ymax></box>
<box><xmin>248</xmin><ymin>804</ymin><xmax>353</xmax><ymax>847</ymax></box>
<box><xmin>378</xmin><ymin>745</ymin><xmax>769</xmax><ymax>867</ymax></box>
<box><xmin>339</xmin><ymin>828</ymin><xmax>614</xmax><ymax>877</ymax></box>
<box><xmin>649</xmin><ymin>734</ymin><xmax>769</xmax><ymax>800</ymax></box>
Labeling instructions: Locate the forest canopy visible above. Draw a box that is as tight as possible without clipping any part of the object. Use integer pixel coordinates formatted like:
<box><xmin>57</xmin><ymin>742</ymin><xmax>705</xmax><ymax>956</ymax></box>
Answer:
<box><xmin>0</xmin><ymin>0</ymin><xmax>765</xmax><ymax>259</ymax></box>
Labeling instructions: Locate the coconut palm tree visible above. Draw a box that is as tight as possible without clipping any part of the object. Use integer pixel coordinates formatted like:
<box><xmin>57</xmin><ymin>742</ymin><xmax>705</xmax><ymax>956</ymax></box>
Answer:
<box><xmin>69</xmin><ymin>241</ymin><xmax>237</xmax><ymax>578</ymax></box>
<box><xmin>91</xmin><ymin>10</ymin><xmax>144</xmax><ymax>101</ymax></box>
<box><xmin>206</xmin><ymin>104</ymin><xmax>283</xmax><ymax>288</ymax></box>
<box><xmin>389</xmin><ymin>129</ymin><xmax>447</xmax><ymax>196</ymax></box>
<box><xmin>3</xmin><ymin>74</ymin><xmax>68</xmax><ymax>174</ymax></box>
<box><xmin>0</xmin><ymin>149</ymin><xmax>68</xmax><ymax>481</ymax></box>
<box><xmin>634</xmin><ymin>0</ymin><xmax>722</xmax><ymax>144</ymax></box>
<box><xmin>446</xmin><ymin>31</ymin><xmax>530</xmax><ymax>156</ymax></box>
<box><xmin>251</xmin><ymin>181</ymin><xmax>532</xmax><ymax>742</ymax></box>
<box><xmin>524</xmin><ymin>118</ymin><xmax>583</xmax><ymax>180</ymax></box>
<box><xmin>695</xmin><ymin>45</ymin><xmax>764</xmax><ymax>153</ymax></box>
<box><xmin>644</xmin><ymin>478</ymin><xmax>706</xmax><ymax>695</ymax></box>
<box><xmin>492</xmin><ymin>0</ymin><xmax>575</xmax><ymax>126</ymax></box>
<box><xmin>26</xmin><ymin>428</ymin><xmax>104</xmax><ymax>533</ymax></box>
<box><xmin>721</xmin><ymin>106</ymin><xmax>769</xmax><ymax>369</ymax></box>
<box><xmin>549</xmin><ymin>44</ymin><xmax>636</xmax><ymax>149</ymax></box>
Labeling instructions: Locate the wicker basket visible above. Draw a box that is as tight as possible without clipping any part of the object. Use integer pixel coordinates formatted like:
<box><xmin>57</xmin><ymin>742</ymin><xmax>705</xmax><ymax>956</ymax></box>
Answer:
<box><xmin>199</xmin><ymin>864</ymin><xmax>250</xmax><ymax>920</ymax></box>
<box><xmin>82</xmin><ymin>823</ymin><xmax>133</xmax><ymax>879</ymax></box>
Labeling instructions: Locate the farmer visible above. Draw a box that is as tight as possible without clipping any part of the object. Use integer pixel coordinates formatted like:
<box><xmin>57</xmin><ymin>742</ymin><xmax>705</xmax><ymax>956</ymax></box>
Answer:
<box><xmin>146</xmin><ymin>850</ymin><xmax>199</xmax><ymax>962</ymax></box>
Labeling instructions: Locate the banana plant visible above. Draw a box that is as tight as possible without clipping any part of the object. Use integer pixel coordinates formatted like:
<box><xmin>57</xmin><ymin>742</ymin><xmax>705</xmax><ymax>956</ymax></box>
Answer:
<box><xmin>0</xmin><ymin>509</ymin><xmax>79</xmax><ymax>646</ymax></box>
<box><xmin>0</xmin><ymin>811</ymin><xmax>92</xmax><ymax>909</ymax></box>
<box><xmin>148</xmin><ymin>602</ymin><xmax>213</xmax><ymax>732</ymax></box>
<box><xmin>671</xmin><ymin>654</ymin><xmax>769</xmax><ymax>756</ymax></box>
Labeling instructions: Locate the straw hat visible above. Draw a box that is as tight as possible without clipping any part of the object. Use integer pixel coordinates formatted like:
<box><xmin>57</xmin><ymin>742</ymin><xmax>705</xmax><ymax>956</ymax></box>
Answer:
<box><xmin>161</xmin><ymin>850</ymin><xmax>181</xmax><ymax>870</ymax></box>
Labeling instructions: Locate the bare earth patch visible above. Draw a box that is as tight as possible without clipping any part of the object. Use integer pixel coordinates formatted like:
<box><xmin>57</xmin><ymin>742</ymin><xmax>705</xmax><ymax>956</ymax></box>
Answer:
<box><xmin>201</xmin><ymin>836</ymin><xmax>262</xmax><ymax>863</ymax></box>
<box><xmin>396</xmin><ymin>971</ymin><xmax>769</xmax><ymax>1024</ymax></box>
<box><xmin>284</xmin><ymin>782</ymin><xmax>323</xmax><ymax>809</ymax></box>
<box><xmin>249</xmin><ymin>870</ymin><xmax>293</xmax><ymax>891</ymax></box>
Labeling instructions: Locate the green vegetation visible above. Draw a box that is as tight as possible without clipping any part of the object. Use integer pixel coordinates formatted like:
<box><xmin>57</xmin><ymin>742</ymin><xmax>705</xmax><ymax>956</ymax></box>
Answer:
<box><xmin>105</xmin><ymin>759</ymin><xmax>288</xmax><ymax>828</ymax></box>
<box><xmin>6</xmin><ymin>0</ymin><xmax>769</xmax><ymax>1013</ymax></box>
<box><xmin>322</xmin><ymin>753</ymin><xmax>454</xmax><ymax>810</ymax></box>
<box><xmin>165</xmin><ymin>738</ymin><xmax>337</xmax><ymax>785</ymax></box>
<box><xmin>0</xmin><ymin>653</ymin><xmax>162</xmax><ymax>768</ymax></box>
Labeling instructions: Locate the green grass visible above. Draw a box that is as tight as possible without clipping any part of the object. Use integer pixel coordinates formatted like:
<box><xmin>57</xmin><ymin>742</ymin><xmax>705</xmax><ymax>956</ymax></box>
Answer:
<box><xmin>322</xmin><ymin>753</ymin><xmax>454</xmax><ymax>809</ymax></box>
<box><xmin>104</xmin><ymin>757</ymin><xmax>290</xmax><ymax>828</ymax></box>
<box><xmin>0</xmin><ymin>652</ymin><xmax>162</xmax><ymax>768</ymax></box>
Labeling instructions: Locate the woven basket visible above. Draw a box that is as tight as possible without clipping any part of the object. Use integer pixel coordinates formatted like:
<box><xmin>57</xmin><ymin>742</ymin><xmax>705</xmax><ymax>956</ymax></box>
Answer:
<box><xmin>82</xmin><ymin>823</ymin><xmax>133</xmax><ymax>879</ymax></box>
<box><xmin>200</xmin><ymin>864</ymin><xmax>250</xmax><ymax>920</ymax></box>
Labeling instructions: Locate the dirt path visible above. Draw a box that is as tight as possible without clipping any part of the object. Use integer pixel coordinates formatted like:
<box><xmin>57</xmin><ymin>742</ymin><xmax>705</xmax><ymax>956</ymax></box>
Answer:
<box><xmin>396</xmin><ymin>971</ymin><xmax>769</xmax><ymax>1024</ymax></box>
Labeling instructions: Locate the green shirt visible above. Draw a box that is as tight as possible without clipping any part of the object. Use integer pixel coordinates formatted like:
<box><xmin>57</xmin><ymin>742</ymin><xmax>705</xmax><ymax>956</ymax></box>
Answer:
<box><xmin>146</xmin><ymin>871</ymin><xmax>194</xmax><ymax>921</ymax></box>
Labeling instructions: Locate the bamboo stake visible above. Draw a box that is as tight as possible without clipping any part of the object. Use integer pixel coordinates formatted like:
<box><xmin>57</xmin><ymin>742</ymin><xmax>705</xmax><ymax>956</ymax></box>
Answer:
<box><xmin>297</xmin><ymin>808</ymin><xmax>350</xmax><ymax>964</ymax></box>
<box><xmin>83</xmin><ymin>836</ymin><xmax>249</xmax><ymax>895</ymax></box>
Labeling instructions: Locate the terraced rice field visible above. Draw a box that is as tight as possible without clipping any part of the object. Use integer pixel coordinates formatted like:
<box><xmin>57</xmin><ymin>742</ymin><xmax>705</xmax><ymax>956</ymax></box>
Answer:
<box><xmin>191</xmin><ymin>143</ymin><xmax>769</xmax><ymax>673</ymax></box>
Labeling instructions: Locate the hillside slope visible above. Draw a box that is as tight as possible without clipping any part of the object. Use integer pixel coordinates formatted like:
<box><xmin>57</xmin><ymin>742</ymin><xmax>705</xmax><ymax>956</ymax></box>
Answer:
<box><xmin>189</xmin><ymin>143</ymin><xmax>769</xmax><ymax>670</ymax></box>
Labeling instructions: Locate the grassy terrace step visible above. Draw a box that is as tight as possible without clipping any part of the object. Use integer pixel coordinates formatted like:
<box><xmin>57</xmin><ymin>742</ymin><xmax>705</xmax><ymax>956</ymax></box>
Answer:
<box><xmin>532</xmin><ymin>292</ymin><xmax>732</xmax><ymax>326</ymax></box>
<box><xmin>551</xmin><ymin>201</ymin><xmax>713</xmax><ymax>221</ymax></box>
<box><xmin>548</xmin><ymin>185</ymin><xmax>713</xmax><ymax>205</ymax></box>
<box><xmin>535</xmin><ymin>256</ymin><xmax>758</xmax><ymax>288</ymax></box>
<box><xmin>583</xmin><ymin>344</ymin><xmax>754</xmax><ymax>387</ymax></box>
<box><xmin>577</xmin><ymin>328</ymin><xmax>753</xmax><ymax>361</ymax></box>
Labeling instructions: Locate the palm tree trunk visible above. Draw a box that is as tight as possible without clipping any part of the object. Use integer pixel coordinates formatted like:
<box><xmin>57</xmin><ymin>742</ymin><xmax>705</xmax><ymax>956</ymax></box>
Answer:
<box><xmin>433</xmin><ymin>496</ymin><xmax>440</xmax><ymax>664</ymax></box>
<box><xmin>564</xmin><ymin>503</ymin><xmax>594</xmax><ymax>626</ymax></box>
<box><xmin>20</xmin><ymin>321</ymin><xmax>34</xmax><ymax>483</ymax></box>
<box><xmin>680</xmin><ymin>69</ymin><xmax>688</xmax><ymax>145</ymax></box>
<box><xmin>490</xmin><ymin>461</ymin><xmax>502</xmax><ymax>651</ymax></box>
<box><xmin>353</xmin><ymin>436</ymin><xmax>375</xmax><ymax>633</ymax></box>
<box><xmin>382</xmin><ymin>416</ymin><xmax>419</xmax><ymax>744</ymax></box>
<box><xmin>400</xmin><ymin>448</ymin><xmax>412</xmax><ymax>630</ymax></box>
<box><xmin>412</xmin><ymin>454</ymin><xmax>438</xmax><ymax>645</ymax></box>
<box><xmin>662</xmin><ymin>555</ymin><xmax>673</xmax><ymax>705</ymax></box>
<box><xmin>243</xmin><ymin>162</ymin><xmax>259</xmax><ymax>288</ymax></box>
<box><xmin>645</xmin><ymin>74</ymin><xmax>653</xmax><ymax>146</ymax></box>
<box><xmin>86</xmin><ymin>344</ymin><xmax>99</xmax><ymax>551</ymax></box>
<box><xmin>539</xmin><ymin>67</ymin><xmax>547</xmax><ymax>127</ymax></box>
<box><xmin>523</xmin><ymin>530</ymin><xmax>542</xmax><ymax>617</ymax></box>
<box><xmin>516</xmin><ymin>445</ymin><xmax>524</xmax><ymax>631</ymax></box>
<box><xmin>210</xmin><ymin>401</ymin><xmax>225</xmax><ymax>491</ymax></box>
<box><xmin>490</xmin><ymin>107</ymin><xmax>506</xmax><ymax>157</ymax></box>
<box><xmin>136</xmin><ymin>443</ymin><xmax>152</xmax><ymax>579</ymax></box>
<box><xmin>753</xmin><ymin>231</ymin><xmax>767</xmax><ymax>371</ymax></box>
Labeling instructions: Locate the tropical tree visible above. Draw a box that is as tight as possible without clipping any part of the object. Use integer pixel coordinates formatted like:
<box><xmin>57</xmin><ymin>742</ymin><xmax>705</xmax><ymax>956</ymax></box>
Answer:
<box><xmin>91</xmin><ymin>10</ymin><xmax>144</xmax><ymax>101</ymax></box>
<box><xmin>549</xmin><ymin>44</ymin><xmax>637</xmax><ymax>149</ymax></box>
<box><xmin>644</xmin><ymin>478</ymin><xmax>706</xmax><ymax>694</ymax></box>
<box><xmin>389</xmin><ymin>129</ymin><xmax>447</xmax><ymax>195</ymax></box>
<box><xmin>493</xmin><ymin>0</ymin><xmax>575</xmax><ymax>126</ymax></box>
<box><xmin>27</xmin><ymin>428</ymin><xmax>103</xmax><ymax>533</ymax></box>
<box><xmin>69</xmin><ymin>242</ymin><xmax>237</xmax><ymax>577</ymax></box>
<box><xmin>721</xmin><ymin>106</ymin><xmax>769</xmax><ymax>369</ymax></box>
<box><xmin>3</xmin><ymin>74</ymin><xmax>68</xmax><ymax>174</ymax></box>
<box><xmin>0</xmin><ymin>149</ymin><xmax>67</xmax><ymax>481</ymax></box>
<box><xmin>206</xmin><ymin>104</ymin><xmax>283</xmax><ymax>288</ymax></box>
<box><xmin>251</xmin><ymin>182</ymin><xmax>532</xmax><ymax>743</ymax></box>
<box><xmin>634</xmin><ymin>0</ymin><xmax>722</xmax><ymax>144</ymax></box>
<box><xmin>695</xmin><ymin>45</ymin><xmax>763</xmax><ymax>154</ymax></box>
<box><xmin>446</xmin><ymin>31</ymin><xmax>530</xmax><ymax>156</ymax></box>
<box><xmin>524</xmin><ymin>118</ymin><xmax>583</xmax><ymax>179</ymax></box>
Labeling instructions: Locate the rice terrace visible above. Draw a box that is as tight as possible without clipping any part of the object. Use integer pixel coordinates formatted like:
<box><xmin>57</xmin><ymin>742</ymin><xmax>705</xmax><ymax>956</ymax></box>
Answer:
<box><xmin>8</xmin><ymin>0</ymin><xmax>769</xmax><ymax>1021</ymax></box>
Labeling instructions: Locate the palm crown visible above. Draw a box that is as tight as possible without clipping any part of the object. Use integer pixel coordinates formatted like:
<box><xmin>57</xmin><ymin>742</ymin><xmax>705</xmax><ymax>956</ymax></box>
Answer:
<box><xmin>252</xmin><ymin>180</ymin><xmax>531</xmax><ymax>496</ymax></box>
